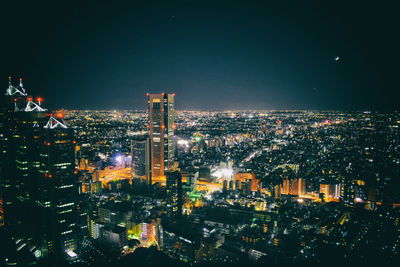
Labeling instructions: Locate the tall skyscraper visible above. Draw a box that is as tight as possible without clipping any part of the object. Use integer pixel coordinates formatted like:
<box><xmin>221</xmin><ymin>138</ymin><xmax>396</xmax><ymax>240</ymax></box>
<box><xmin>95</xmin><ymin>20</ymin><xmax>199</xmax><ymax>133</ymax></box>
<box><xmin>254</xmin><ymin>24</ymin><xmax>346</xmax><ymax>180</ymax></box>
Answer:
<box><xmin>0</xmin><ymin>78</ymin><xmax>78</xmax><ymax>260</ymax></box>
<box><xmin>131</xmin><ymin>136</ymin><xmax>151</xmax><ymax>186</ymax></box>
<box><xmin>340</xmin><ymin>164</ymin><xmax>356</xmax><ymax>207</ymax></box>
<box><xmin>340</xmin><ymin>178</ymin><xmax>356</xmax><ymax>207</ymax></box>
<box><xmin>147</xmin><ymin>93</ymin><xmax>175</xmax><ymax>179</ymax></box>
<box><xmin>166</xmin><ymin>171</ymin><xmax>182</xmax><ymax>219</ymax></box>
<box><xmin>38</xmin><ymin>115</ymin><xmax>78</xmax><ymax>257</ymax></box>
<box><xmin>0</xmin><ymin>78</ymin><xmax>47</xmax><ymax>232</ymax></box>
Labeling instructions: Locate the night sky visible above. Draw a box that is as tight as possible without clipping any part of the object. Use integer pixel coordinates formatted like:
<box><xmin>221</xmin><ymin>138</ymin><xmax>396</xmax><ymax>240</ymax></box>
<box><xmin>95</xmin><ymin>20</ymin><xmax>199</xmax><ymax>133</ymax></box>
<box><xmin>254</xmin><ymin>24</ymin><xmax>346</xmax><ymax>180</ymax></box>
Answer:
<box><xmin>1</xmin><ymin>1</ymin><xmax>398</xmax><ymax>111</ymax></box>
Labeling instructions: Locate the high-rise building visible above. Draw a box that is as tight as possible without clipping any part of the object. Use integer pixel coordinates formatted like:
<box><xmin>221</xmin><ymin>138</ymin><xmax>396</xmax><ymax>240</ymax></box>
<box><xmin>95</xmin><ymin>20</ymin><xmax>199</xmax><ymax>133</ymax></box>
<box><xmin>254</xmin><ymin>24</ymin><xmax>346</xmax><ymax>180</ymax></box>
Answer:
<box><xmin>181</xmin><ymin>167</ymin><xmax>197</xmax><ymax>193</ymax></box>
<box><xmin>320</xmin><ymin>183</ymin><xmax>340</xmax><ymax>200</ymax></box>
<box><xmin>282</xmin><ymin>179</ymin><xmax>290</xmax><ymax>195</ymax></box>
<box><xmin>166</xmin><ymin>171</ymin><xmax>182</xmax><ymax>219</ymax></box>
<box><xmin>223</xmin><ymin>180</ymin><xmax>228</xmax><ymax>192</ymax></box>
<box><xmin>340</xmin><ymin>178</ymin><xmax>356</xmax><ymax>207</ymax></box>
<box><xmin>131</xmin><ymin>136</ymin><xmax>151</xmax><ymax>186</ymax></box>
<box><xmin>147</xmin><ymin>93</ymin><xmax>175</xmax><ymax>179</ymax></box>
<box><xmin>99</xmin><ymin>224</ymin><xmax>128</xmax><ymax>249</ymax></box>
<box><xmin>38</xmin><ymin>115</ymin><xmax>78</xmax><ymax>257</ymax></box>
<box><xmin>0</xmin><ymin>77</ymin><xmax>47</xmax><ymax>236</ymax></box>
<box><xmin>281</xmin><ymin>178</ymin><xmax>306</xmax><ymax>196</ymax></box>
<box><xmin>273</xmin><ymin>184</ymin><xmax>281</xmax><ymax>199</ymax></box>
<box><xmin>0</xmin><ymin>78</ymin><xmax>78</xmax><ymax>260</ymax></box>
<box><xmin>340</xmin><ymin>164</ymin><xmax>356</xmax><ymax>206</ymax></box>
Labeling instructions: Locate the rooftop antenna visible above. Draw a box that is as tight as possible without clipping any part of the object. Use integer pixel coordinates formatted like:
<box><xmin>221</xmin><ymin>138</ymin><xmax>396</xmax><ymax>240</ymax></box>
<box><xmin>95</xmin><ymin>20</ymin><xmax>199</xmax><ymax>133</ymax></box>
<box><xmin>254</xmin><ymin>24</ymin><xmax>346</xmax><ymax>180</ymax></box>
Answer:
<box><xmin>19</xmin><ymin>78</ymin><xmax>25</xmax><ymax>94</ymax></box>
<box><xmin>14</xmin><ymin>98</ymin><xmax>19</xmax><ymax>111</ymax></box>
<box><xmin>7</xmin><ymin>76</ymin><xmax>12</xmax><ymax>95</ymax></box>
<box><xmin>6</xmin><ymin>77</ymin><xmax>27</xmax><ymax>96</ymax></box>
<box><xmin>44</xmin><ymin>115</ymin><xmax>68</xmax><ymax>129</ymax></box>
<box><xmin>24</xmin><ymin>96</ymin><xmax>46</xmax><ymax>112</ymax></box>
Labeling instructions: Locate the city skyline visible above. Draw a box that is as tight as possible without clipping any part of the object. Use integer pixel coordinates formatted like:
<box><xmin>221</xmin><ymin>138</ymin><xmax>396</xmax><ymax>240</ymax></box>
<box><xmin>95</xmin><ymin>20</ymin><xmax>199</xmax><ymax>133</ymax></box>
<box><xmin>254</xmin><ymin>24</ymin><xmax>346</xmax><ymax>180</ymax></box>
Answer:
<box><xmin>1</xmin><ymin>1</ymin><xmax>400</xmax><ymax>266</ymax></box>
<box><xmin>2</xmin><ymin>75</ymin><xmax>400</xmax><ymax>266</ymax></box>
<box><xmin>1</xmin><ymin>1</ymin><xmax>399</xmax><ymax>111</ymax></box>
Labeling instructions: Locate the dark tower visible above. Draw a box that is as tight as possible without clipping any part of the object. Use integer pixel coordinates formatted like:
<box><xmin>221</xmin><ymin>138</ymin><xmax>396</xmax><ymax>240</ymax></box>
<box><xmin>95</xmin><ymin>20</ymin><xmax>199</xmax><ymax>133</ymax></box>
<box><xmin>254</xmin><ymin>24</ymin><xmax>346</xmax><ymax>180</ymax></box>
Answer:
<box><xmin>131</xmin><ymin>136</ymin><xmax>151</xmax><ymax>186</ymax></box>
<box><xmin>0</xmin><ymin>78</ymin><xmax>78</xmax><ymax>261</ymax></box>
<box><xmin>38</xmin><ymin>115</ymin><xmax>78</xmax><ymax>258</ymax></box>
<box><xmin>166</xmin><ymin>171</ymin><xmax>182</xmax><ymax>219</ymax></box>
<box><xmin>0</xmin><ymin>77</ymin><xmax>47</xmax><ymax>233</ymax></box>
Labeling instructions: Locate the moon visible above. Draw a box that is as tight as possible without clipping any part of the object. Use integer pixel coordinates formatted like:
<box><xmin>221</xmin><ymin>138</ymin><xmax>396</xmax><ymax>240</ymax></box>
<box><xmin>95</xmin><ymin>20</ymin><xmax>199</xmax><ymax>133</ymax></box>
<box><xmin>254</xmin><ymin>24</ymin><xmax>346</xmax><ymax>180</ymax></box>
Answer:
<box><xmin>335</xmin><ymin>56</ymin><xmax>340</xmax><ymax>61</ymax></box>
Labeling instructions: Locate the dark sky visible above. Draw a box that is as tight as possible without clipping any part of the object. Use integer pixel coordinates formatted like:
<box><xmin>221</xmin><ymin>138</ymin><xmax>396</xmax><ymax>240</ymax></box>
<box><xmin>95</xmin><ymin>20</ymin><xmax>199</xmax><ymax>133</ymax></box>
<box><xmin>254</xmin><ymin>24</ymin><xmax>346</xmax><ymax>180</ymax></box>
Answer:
<box><xmin>1</xmin><ymin>1</ymin><xmax>399</xmax><ymax>111</ymax></box>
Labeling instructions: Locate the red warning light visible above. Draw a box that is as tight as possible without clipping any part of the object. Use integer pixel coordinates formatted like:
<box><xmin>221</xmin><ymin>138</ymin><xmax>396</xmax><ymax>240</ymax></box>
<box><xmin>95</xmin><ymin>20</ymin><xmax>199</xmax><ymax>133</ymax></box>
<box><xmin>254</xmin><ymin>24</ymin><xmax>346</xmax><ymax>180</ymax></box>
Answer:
<box><xmin>48</xmin><ymin>174</ymin><xmax>52</xmax><ymax>178</ymax></box>
<box><xmin>146</xmin><ymin>125</ymin><xmax>150</xmax><ymax>128</ymax></box>
<box><xmin>161</xmin><ymin>125</ymin><xmax>165</xmax><ymax>129</ymax></box>
<box><xmin>56</xmin><ymin>113</ymin><xmax>64</xmax><ymax>119</ymax></box>
<box><xmin>161</xmin><ymin>92</ymin><xmax>165</xmax><ymax>95</ymax></box>
<box><xmin>27</xmin><ymin>97</ymin><xmax>33</xmax><ymax>101</ymax></box>
<box><xmin>36</xmin><ymin>97</ymin><xmax>43</xmax><ymax>102</ymax></box>
<box><xmin>146</xmin><ymin>93</ymin><xmax>150</xmax><ymax>96</ymax></box>
<box><xmin>13</xmin><ymin>98</ymin><xmax>17</xmax><ymax>102</ymax></box>
<box><xmin>73</xmin><ymin>140</ymin><xmax>76</xmax><ymax>144</ymax></box>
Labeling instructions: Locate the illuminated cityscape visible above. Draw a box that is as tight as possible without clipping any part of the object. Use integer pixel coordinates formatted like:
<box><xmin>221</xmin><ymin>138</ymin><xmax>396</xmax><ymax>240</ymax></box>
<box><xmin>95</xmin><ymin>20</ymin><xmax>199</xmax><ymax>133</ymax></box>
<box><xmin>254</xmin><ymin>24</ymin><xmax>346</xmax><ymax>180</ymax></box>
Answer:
<box><xmin>1</xmin><ymin>78</ymin><xmax>400</xmax><ymax>266</ymax></box>
<box><xmin>1</xmin><ymin>1</ymin><xmax>399</xmax><ymax>267</ymax></box>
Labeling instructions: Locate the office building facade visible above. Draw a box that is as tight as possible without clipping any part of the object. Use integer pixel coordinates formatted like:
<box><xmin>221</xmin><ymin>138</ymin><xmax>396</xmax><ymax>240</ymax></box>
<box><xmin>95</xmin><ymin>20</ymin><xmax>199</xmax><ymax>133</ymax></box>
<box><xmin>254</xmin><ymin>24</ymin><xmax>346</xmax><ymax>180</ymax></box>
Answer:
<box><xmin>0</xmin><ymin>78</ymin><xmax>78</xmax><ymax>260</ymax></box>
<box><xmin>147</xmin><ymin>93</ymin><xmax>175</xmax><ymax>179</ymax></box>
<box><xmin>131</xmin><ymin>136</ymin><xmax>151</xmax><ymax>185</ymax></box>
<box><xmin>166</xmin><ymin>171</ymin><xmax>182</xmax><ymax>219</ymax></box>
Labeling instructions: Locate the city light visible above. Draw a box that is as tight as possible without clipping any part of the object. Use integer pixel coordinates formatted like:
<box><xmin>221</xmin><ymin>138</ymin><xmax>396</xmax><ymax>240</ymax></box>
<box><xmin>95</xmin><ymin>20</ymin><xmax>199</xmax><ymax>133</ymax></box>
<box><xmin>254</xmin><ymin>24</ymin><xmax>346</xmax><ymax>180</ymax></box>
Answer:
<box><xmin>177</xmin><ymin>139</ymin><xmax>189</xmax><ymax>146</ymax></box>
<box><xmin>1</xmin><ymin>1</ymin><xmax>398</xmax><ymax>265</ymax></box>
<box><xmin>212</xmin><ymin>168</ymin><xmax>233</xmax><ymax>179</ymax></box>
